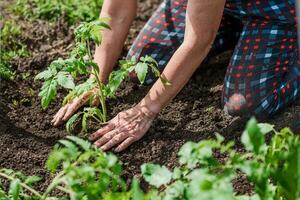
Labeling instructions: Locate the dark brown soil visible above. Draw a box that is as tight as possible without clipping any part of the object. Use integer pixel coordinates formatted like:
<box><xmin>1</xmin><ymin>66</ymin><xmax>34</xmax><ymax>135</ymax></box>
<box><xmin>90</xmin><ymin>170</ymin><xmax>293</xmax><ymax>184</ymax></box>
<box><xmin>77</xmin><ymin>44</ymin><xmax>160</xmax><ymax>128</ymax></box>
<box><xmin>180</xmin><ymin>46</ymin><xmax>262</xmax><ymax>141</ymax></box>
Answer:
<box><xmin>1</xmin><ymin>0</ymin><xmax>299</xmax><ymax>195</ymax></box>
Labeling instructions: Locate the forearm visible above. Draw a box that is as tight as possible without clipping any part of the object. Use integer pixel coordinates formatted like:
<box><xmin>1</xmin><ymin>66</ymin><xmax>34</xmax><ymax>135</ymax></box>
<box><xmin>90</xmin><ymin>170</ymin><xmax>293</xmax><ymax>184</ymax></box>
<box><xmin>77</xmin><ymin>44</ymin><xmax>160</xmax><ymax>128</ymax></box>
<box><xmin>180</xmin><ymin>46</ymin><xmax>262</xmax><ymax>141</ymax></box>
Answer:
<box><xmin>94</xmin><ymin>0</ymin><xmax>137</xmax><ymax>82</ymax></box>
<box><xmin>139</xmin><ymin>0</ymin><xmax>225</xmax><ymax>115</ymax></box>
<box><xmin>139</xmin><ymin>42</ymin><xmax>212</xmax><ymax>114</ymax></box>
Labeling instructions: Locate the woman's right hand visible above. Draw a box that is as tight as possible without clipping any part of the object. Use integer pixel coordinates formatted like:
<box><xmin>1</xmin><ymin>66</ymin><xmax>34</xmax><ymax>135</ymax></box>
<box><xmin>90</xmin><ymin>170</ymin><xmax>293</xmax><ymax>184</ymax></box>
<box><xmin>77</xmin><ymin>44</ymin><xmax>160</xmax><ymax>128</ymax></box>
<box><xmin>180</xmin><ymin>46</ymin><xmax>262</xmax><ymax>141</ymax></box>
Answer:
<box><xmin>51</xmin><ymin>88</ymin><xmax>99</xmax><ymax>127</ymax></box>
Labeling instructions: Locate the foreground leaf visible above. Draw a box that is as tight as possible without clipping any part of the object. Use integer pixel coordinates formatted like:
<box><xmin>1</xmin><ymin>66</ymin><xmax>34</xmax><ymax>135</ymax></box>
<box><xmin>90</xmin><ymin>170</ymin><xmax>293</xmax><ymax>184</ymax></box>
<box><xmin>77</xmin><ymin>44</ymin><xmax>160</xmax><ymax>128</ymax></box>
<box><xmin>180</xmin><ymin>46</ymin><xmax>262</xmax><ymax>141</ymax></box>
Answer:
<box><xmin>131</xmin><ymin>177</ymin><xmax>145</xmax><ymax>200</ymax></box>
<box><xmin>67</xmin><ymin>136</ymin><xmax>91</xmax><ymax>151</ymax></box>
<box><xmin>141</xmin><ymin>164</ymin><xmax>172</xmax><ymax>188</ymax></box>
<box><xmin>9</xmin><ymin>179</ymin><xmax>20</xmax><ymax>200</ymax></box>
<box><xmin>24</xmin><ymin>176</ymin><xmax>42</xmax><ymax>186</ymax></box>
<box><xmin>241</xmin><ymin>118</ymin><xmax>265</xmax><ymax>154</ymax></box>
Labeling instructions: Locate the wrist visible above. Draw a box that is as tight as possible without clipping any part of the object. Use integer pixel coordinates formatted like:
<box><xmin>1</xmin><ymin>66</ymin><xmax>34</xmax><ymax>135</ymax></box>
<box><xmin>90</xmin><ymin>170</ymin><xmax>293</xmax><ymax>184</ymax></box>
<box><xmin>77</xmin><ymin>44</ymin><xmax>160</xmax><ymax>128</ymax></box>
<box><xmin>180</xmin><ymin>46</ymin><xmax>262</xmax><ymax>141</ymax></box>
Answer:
<box><xmin>137</xmin><ymin>98</ymin><xmax>162</xmax><ymax>119</ymax></box>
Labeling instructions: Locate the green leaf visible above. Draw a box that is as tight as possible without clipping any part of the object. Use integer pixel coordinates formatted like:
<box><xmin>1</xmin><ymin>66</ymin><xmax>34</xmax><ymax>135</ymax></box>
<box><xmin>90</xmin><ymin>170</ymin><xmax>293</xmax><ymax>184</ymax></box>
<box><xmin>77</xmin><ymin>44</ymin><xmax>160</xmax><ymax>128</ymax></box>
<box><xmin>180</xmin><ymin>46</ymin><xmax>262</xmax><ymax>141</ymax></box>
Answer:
<box><xmin>73</xmin><ymin>78</ymin><xmax>96</xmax><ymax>97</ymax></box>
<box><xmin>274</xmin><ymin>140</ymin><xmax>300</xmax><ymax>199</ymax></box>
<box><xmin>0</xmin><ymin>186</ymin><xmax>9</xmax><ymax>200</ymax></box>
<box><xmin>57</xmin><ymin>72</ymin><xmax>75</xmax><ymax>89</ymax></box>
<box><xmin>59</xmin><ymin>140</ymin><xmax>79</xmax><ymax>153</ymax></box>
<box><xmin>66</xmin><ymin>112</ymin><xmax>82</xmax><ymax>133</ymax></box>
<box><xmin>164</xmin><ymin>181</ymin><xmax>184</xmax><ymax>200</ymax></box>
<box><xmin>258</xmin><ymin>123</ymin><xmax>274</xmax><ymax>135</ymax></box>
<box><xmin>241</xmin><ymin>118</ymin><xmax>265</xmax><ymax>154</ymax></box>
<box><xmin>1</xmin><ymin>169</ymin><xmax>14</xmax><ymax>175</ymax></box>
<box><xmin>106</xmin><ymin>69</ymin><xmax>127</xmax><ymax>97</ymax></box>
<box><xmin>34</xmin><ymin>69</ymin><xmax>53</xmax><ymax>80</ymax></box>
<box><xmin>66</xmin><ymin>136</ymin><xmax>91</xmax><ymax>151</ymax></box>
<box><xmin>39</xmin><ymin>78</ymin><xmax>58</xmax><ymax>110</ymax></box>
<box><xmin>89</xmin><ymin>61</ymin><xmax>99</xmax><ymax>75</ymax></box>
<box><xmin>9</xmin><ymin>179</ymin><xmax>20</xmax><ymax>200</ymax></box>
<box><xmin>131</xmin><ymin>177</ymin><xmax>144</xmax><ymax>200</ymax></box>
<box><xmin>24</xmin><ymin>176</ymin><xmax>42</xmax><ymax>186</ymax></box>
<box><xmin>141</xmin><ymin>164</ymin><xmax>172</xmax><ymax>188</ymax></box>
<box><xmin>178</xmin><ymin>142</ymin><xmax>214</xmax><ymax>168</ymax></box>
<box><xmin>143</xmin><ymin>55</ymin><xmax>158</xmax><ymax>66</ymax></box>
<box><xmin>236</xmin><ymin>194</ymin><xmax>260</xmax><ymax>200</ymax></box>
<box><xmin>135</xmin><ymin>62</ymin><xmax>148</xmax><ymax>84</ymax></box>
<box><xmin>172</xmin><ymin>167</ymin><xmax>182</xmax><ymax>180</ymax></box>
<box><xmin>46</xmin><ymin>150</ymin><xmax>64</xmax><ymax>173</ymax></box>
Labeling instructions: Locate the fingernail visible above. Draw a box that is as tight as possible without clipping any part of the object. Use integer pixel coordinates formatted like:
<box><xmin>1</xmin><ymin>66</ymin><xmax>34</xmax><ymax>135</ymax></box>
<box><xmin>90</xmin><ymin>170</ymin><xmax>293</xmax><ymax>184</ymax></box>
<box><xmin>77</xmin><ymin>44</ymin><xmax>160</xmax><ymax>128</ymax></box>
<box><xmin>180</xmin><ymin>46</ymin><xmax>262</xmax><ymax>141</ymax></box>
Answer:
<box><xmin>94</xmin><ymin>142</ymin><xmax>100</xmax><ymax>148</ymax></box>
<box><xmin>100</xmin><ymin>146</ymin><xmax>106</xmax><ymax>151</ymax></box>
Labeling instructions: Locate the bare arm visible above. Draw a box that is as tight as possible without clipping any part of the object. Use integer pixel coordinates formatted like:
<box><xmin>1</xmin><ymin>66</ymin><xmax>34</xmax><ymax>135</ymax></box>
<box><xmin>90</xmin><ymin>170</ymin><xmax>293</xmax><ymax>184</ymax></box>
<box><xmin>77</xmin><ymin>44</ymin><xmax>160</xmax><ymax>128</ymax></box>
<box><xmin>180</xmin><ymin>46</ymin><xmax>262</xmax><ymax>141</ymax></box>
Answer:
<box><xmin>94</xmin><ymin>0</ymin><xmax>137</xmax><ymax>83</ymax></box>
<box><xmin>139</xmin><ymin>0</ymin><xmax>226</xmax><ymax>114</ymax></box>
<box><xmin>52</xmin><ymin>0</ymin><xmax>137</xmax><ymax>126</ymax></box>
<box><xmin>90</xmin><ymin>0</ymin><xmax>226</xmax><ymax>152</ymax></box>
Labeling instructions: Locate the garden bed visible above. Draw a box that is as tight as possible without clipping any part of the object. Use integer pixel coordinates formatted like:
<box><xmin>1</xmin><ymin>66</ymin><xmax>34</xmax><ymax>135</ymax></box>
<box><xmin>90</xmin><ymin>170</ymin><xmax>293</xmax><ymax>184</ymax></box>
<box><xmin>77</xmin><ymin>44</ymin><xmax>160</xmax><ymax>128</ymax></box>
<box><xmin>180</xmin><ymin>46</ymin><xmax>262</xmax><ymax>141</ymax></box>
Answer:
<box><xmin>1</xmin><ymin>0</ymin><xmax>300</xmax><ymax>195</ymax></box>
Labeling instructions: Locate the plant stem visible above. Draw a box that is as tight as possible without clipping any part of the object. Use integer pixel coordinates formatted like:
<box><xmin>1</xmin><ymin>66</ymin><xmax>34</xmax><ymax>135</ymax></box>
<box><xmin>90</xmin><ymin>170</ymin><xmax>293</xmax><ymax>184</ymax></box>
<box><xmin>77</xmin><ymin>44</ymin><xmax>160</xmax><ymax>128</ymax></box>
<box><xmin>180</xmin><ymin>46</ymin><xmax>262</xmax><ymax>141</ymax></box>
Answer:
<box><xmin>92</xmin><ymin>69</ymin><xmax>107</xmax><ymax>122</ymax></box>
<box><xmin>87</xmin><ymin>40</ymin><xmax>92</xmax><ymax>60</ymax></box>
<box><xmin>42</xmin><ymin>171</ymin><xmax>65</xmax><ymax>200</ymax></box>
<box><xmin>0</xmin><ymin>172</ymin><xmax>42</xmax><ymax>198</ymax></box>
<box><xmin>56</xmin><ymin>185</ymin><xmax>72</xmax><ymax>194</ymax></box>
<box><xmin>87</xmin><ymin>39</ymin><xmax>107</xmax><ymax>122</ymax></box>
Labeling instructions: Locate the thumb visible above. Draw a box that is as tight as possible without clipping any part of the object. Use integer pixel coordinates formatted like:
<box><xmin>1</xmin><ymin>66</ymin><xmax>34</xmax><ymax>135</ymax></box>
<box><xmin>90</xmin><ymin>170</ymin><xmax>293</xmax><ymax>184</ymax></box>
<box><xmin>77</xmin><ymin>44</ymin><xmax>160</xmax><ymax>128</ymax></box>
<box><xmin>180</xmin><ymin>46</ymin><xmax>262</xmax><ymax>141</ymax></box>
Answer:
<box><xmin>62</xmin><ymin>91</ymin><xmax>93</xmax><ymax>121</ymax></box>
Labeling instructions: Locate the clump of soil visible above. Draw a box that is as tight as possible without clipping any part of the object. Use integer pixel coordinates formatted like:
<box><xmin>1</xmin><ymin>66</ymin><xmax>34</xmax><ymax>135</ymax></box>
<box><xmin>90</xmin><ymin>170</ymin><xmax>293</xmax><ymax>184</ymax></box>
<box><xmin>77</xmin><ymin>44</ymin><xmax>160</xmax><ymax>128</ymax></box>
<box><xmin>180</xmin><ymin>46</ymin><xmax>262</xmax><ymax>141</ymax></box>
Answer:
<box><xmin>1</xmin><ymin>0</ymin><xmax>299</xmax><ymax>195</ymax></box>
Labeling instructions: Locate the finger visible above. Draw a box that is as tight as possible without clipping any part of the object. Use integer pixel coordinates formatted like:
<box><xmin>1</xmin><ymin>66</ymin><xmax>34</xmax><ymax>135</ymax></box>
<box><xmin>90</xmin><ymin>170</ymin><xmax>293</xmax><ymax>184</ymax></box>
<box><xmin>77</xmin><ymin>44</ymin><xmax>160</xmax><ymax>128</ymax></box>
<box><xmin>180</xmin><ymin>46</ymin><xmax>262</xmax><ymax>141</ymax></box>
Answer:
<box><xmin>61</xmin><ymin>101</ymin><xmax>79</xmax><ymax>121</ymax></box>
<box><xmin>52</xmin><ymin>105</ymin><xmax>69</xmax><ymax>127</ymax></box>
<box><xmin>52</xmin><ymin>105</ymin><xmax>67</xmax><ymax>123</ymax></box>
<box><xmin>94</xmin><ymin>130</ymin><xmax>119</xmax><ymax>148</ymax></box>
<box><xmin>62</xmin><ymin>91</ymin><xmax>91</xmax><ymax>121</ymax></box>
<box><xmin>100</xmin><ymin>132</ymin><xmax>128</xmax><ymax>151</ymax></box>
<box><xmin>115</xmin><ymin>137</ymin><xmax>136</xmax><ymax>152</ymax></box>
<box><xmin>89</xmin><ymin>123</ymin><xmax>115</xmax><ymax>141</ymax></box>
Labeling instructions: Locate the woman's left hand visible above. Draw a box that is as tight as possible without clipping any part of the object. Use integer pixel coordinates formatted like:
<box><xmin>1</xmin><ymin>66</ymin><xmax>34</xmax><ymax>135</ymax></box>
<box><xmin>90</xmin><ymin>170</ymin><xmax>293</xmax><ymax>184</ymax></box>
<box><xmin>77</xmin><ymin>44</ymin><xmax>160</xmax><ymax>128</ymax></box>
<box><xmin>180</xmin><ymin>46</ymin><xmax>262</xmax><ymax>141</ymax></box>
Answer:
<box><xmin>89</xmin><ymin>105</ymin><xmax>156</xmax><ymax>152</ymax></box>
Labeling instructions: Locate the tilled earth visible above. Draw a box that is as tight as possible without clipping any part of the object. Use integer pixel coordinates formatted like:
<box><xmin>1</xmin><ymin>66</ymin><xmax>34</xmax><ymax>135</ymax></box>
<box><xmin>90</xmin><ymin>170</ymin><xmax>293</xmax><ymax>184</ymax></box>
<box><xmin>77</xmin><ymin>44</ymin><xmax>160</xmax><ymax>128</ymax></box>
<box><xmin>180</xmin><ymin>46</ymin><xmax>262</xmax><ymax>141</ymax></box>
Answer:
<box><xmin>1</xmin><ymin>0</ymin><xmax>299</xmax><ymax>194</ymax></box>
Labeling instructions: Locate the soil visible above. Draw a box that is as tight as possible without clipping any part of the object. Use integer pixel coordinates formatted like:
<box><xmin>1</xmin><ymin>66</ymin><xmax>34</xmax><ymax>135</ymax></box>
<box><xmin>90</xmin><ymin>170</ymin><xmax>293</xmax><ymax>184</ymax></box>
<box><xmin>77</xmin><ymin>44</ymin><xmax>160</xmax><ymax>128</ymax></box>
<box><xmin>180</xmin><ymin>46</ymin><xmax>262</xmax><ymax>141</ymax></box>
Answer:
<box><xmin>1</xmin><ymin>0</ymin><xmax>300</xmax><ymax>195</ymax></box>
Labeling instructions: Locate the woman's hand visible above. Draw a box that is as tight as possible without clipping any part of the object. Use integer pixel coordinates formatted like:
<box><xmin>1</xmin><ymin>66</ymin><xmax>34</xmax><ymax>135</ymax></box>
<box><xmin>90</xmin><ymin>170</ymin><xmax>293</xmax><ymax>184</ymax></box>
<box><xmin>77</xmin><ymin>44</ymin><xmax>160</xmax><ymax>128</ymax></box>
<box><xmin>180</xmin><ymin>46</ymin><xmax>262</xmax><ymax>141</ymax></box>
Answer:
<box><xmin>51</xmin><ymin>89</ymin><xmax>99</xmax><ymax>127</ymax></box>
<box><xmin>89</xmin><ymin>104</ymin><xmax>157</xmax><ymax>152</ymax></box>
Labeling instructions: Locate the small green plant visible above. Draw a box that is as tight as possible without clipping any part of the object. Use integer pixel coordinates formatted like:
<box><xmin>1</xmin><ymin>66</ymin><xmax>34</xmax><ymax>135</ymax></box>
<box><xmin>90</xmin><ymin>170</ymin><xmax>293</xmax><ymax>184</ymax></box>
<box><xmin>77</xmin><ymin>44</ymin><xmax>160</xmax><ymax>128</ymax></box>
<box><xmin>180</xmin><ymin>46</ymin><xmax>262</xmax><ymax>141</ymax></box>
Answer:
<box><xmin>0</xmin><ymin>136</ymin><xmax>133</xmax><ymax>199</ymax></box>
<box><xmin>0</xmin><ymin>120</ymin><xmax>299</xmax><ymax>199</ymax></box>
<box><xmin>0</xmin><ymin>20</ymin><xmax>29</xmax><ymax>80</ymax></box>
<box><xmin>36</xmin><ymin>18</ymin><xmax>169</xmax><ymax>132</ymax></box>
<box><xmin>0</xmin><ymin>119</ymin><xmax>300</xmax><ymax>200</ymax></box>
<box><xmin>141</xmin><ymin>118</ymin><xmax>300</xmax><ymax>200</ymax></box>
<box><xmin>11</xmin><ymin>0</ymin><xmax>103</xmax><ymax>24</ymax></box>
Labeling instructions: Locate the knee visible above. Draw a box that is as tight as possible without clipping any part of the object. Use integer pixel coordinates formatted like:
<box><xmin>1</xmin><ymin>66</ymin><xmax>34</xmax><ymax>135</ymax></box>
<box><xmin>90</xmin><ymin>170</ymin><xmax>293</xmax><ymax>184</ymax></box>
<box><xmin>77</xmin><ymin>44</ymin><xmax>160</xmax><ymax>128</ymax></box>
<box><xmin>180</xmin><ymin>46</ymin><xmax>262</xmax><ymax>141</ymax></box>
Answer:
<box><xmin>223</xmin><ymin>93</ymin><xmax>249</xmax><ymax>117</ymax></box>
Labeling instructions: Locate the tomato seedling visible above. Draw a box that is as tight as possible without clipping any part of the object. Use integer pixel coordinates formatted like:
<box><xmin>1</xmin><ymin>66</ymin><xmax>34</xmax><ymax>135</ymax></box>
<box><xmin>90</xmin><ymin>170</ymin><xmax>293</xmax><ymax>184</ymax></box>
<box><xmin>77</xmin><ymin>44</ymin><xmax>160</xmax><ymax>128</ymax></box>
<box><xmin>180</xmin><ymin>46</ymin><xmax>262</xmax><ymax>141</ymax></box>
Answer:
<box><xmin>1</xmin><ymin>120</ymin><xmax>300</xmax><ymax>199</ymax></box>
<box><xmin>36</xmin><ymin>18</ymin><xmax>169</xmax><ymax>133</ymax></box>
<box><xmin>0</xmin><ymin>136</ymin><xmax>129</xmax><ymax>200</ymax></box>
